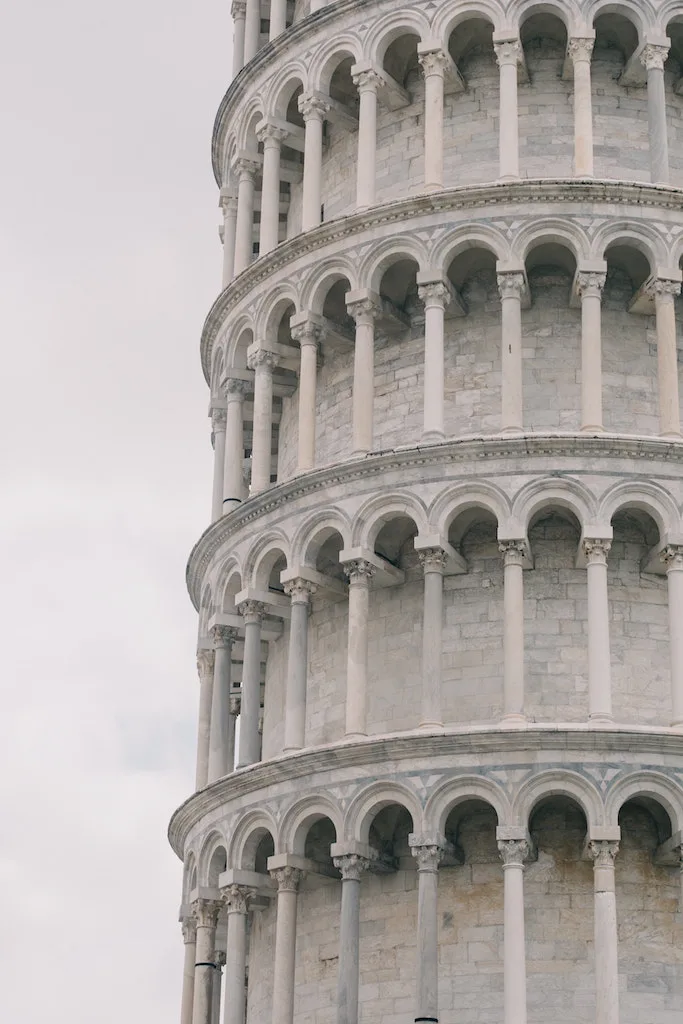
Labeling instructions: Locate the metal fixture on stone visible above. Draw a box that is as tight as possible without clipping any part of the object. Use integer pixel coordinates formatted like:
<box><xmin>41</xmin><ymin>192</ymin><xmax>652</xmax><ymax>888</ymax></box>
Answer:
<box><xmin>171</xmin><ymin>3</ymin><xmax>683</xmax><ymax>1022</ymax></box>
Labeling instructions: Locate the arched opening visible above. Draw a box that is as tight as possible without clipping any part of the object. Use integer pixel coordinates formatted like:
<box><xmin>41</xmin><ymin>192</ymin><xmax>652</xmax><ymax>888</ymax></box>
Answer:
<box><xmin>665</xmin><ymin>18</ymin><xmax>683</xmax><ymax>189</ymax></box>
<box><xmin>376</xmin><ymin>33</ymin><xmax>420</xmax><ymax>200</ymax></box>
<box><xmin>302</xmin><ymin>815</ymin><xmax>338</xmax><ymax>873</ymax></box>
<box><xmin>274</xmin><ymin>82</ymin><xmax>305</xmax><ymax>241</ymax></box>
<box><xmin>260</xmin><ymin>302</ymin><xmax>297</xmax><ymax>485</ymax></box>
<box><xmin>592</xmin><ymin>12</ymin><xmax>645</xmax><ymax>180</ymax></box>
<box><xmin>318</xmin><ymin>54</ymin><xmax>360</xmax><ymax>221</ymax></box>
<box><xmin>207</xmin><ymin>844</ymin><xmax>228</xmax><ymax>887</ymax></box>
<box><xmin>523</xmin><ymin>241</ymin><xmax>580</xmax><ymax>430</ymax></box>
<box><xmin>519</xmin><ymin>12</ymin><xmax>571</xmax><ymax>177</ymax></box>
<box><xmin>446</xmin><ymin>18</ymin><xmax>497</xmax><ymax>185</ymax></box>
<box><xmin>372</xmin><ymin>257</ymin><xmax>421</xmax><ymax>451</ymax></box>
<box><xmin>609</xmin><ymin>507</ymin><xmax>668</xmax><ymax>725</ymax></box>
<box><xmin>304</xmin><ymin>526</ymin><xmax>345</xmax><ymax>583</ymax></box>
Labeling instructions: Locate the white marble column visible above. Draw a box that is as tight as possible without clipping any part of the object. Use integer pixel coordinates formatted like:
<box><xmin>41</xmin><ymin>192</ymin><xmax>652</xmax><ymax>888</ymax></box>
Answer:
<box><xmin>646</xmin><ymin>277</ymin><xmax>682</xmax><ymax>438</ymax></box>
<box><xmin>223</xmin><ymin>379</ymin><xmax>248</xmax><ymax>512</ymax></box>
<box><xmin>270</xmin><ymin>867</ymin><xmax>305</xmax><ymax>1024</ymax></box>
<box><xmin>410</xmin><ymin>837</ymin><xmax>446</xmax><ymax>1022</ymax></box>
<box><xmin>352</xmin><ymin>68</ymin><xmax>381</xmax><ymax>209</ymax></box>
<box><xmin>493</xmin><ymin>40</ymin><xmax>521</xmax><ymax>181</ymax></box>
<box><xmin>192</xmin><ymin>899</ymin><xmax>222</xmax><ymax>1024</ymax></box>
<box><xmin>418</xmin><ymin>50</ymin><xmax>448</xmax><ymax>191</ymax></box>
<box><xmin>243</xmin><ymin>0</ymin><xmax>260</xmax><ymax>64</ymax></box>
<box><xmin>211</xmin><ymin>951</ymin><xmax>226</xmax><ymax>1024</ymax></box>
<box><xmin>180</xmin><ymin>917</ymin><xmax>197</xmax><ymax>1024</ymax></box>
<box><xmin>499</xmin><ymin>541</ymin><xmax>526</xmax><ymax>723</ymax></box>
<box><xmin>195</xmin><ymin>650</ymin><xmax>215</xmax><ymax>790</ymax></box>
<box><xmin>208</xmin><ymin>626</ymin><xmax>238</xmax><ymax>783</ymax></box>
<box><xmin>641</xmin><ymin>44</ymin><xmax>670</xmax><ymax>185</ymax></box>
<box><xmin>577</xmin><ymin>271</ymin><xmax>606</xmax><ymax>431</ymax></box>
<box><xmin>588</xmin><ymin>840</ymin><xmax>620</xmax><ymax>1024</ymax></box>
<box><xmin>220</xmin><ymin>190</ymin><xmax>239</xmax><ymax>288</ymax></box>
<box><xmin>236</xmin><ymin>600</ymin><xmax>265</xmax><ymax>767</ymax></box>
<box><xmin>663</xmin><ymin>545</ymin><xmax>683</xmax><ymax>726</ymax></box>
<box><xmin>269</xmin><ymin>0</ymin><xmax>287</xmax><ymax>40</ymax></box>
<box><xmin>498</xmin><ymin>838</ymin><xmax>532</xmax><ymax>1024</ymax></box>
<box><xmin>347</xmin><ymin>296</ymin><xmax>380</xmax><ymax>455</ymax></box>
<box><xmin>228</xmin><ymin>693</ymin><xmax>240</xmax><ymax>773</ymax></box>
<box><xmin>418</xmin><ymin>280</ymin><xmax>450</xmax><ymax>441</ymax></box>
<box><xmin>234</xmin><ymin>158</ymin><xmax>258</xmax><ymax>275</ymax></box>
<box><xmin>211</xmin><ymin>408</ymin><xmax>227</xmax><ymax>522</ymax></box>
<box><xmin>332</xmin><ymin>854</ymin><xmax>371</xmax><ymax>1024</ymax></box>
<box><xmin>283</xmin><ymin>578</ymin><xmax>316</xmax><ymax>750</ymax></box>
<box><xmin>290</xmin><ymin>319</ymin><xmax>322</xmax><ymax>472</ymax></box>
<box><xmin>342</xmin><ymin>559</ymin><xmax>376</xmax><ymax>738</ymax></box>
<box><xmin>299</xmin><ymin>93</ymin><xmax>329</xmax><ymax>231</ymax></box>
<box><xmin>568</xmin><ymin>37</ymin><xmax>595</xmax><ymax>177</ymax></box>
<box><xmin>257</xmin><ymin>124</ymin><xmax>287</xmax><ymax>256</ymax></box>
<box><xmin>583</xmin><ymin>539</ymin><xmax>613</xmax><ymax>722</ymax></box>
<box><xmin>497</xmin><ymin>271</ymin><xmax>525</xmax><ymax>432</ymax></box>
<box><xmin>231</xmin><ymin>0</ymin><xmax>247</xmax><ymax>76</ymax></box>
<box><xmin>247</xmin><ymin>348</ymin><xmax>278</xmax><ymax>493</ymax></box>
<box><xmin>419</xmin><ymin>548</ymin><xmax>447</xmax><ymax>729</ymax></box>
<box><xmin>222</xmin><ymin>886</ymin><xmax>253</xmax><ymax>1024</ymax></box>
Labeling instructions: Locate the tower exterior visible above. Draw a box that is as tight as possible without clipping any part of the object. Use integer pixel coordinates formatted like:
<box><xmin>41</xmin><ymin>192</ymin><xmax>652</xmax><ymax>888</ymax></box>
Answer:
<box><xmin>170</xmin><ymin>4</ymin><xmax>683</xmax><ymax>1024</ymax></box>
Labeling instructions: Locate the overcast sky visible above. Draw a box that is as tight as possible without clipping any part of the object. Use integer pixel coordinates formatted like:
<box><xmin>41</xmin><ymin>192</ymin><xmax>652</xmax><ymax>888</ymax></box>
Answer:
<box><xmin>0</xmin><ymin>3</ymin><xmax>227</xmax><ymax>1018</ymax></box>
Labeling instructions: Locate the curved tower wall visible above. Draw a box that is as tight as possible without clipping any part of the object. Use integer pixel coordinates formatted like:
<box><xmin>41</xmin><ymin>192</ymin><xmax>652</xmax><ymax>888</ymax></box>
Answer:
<box><xmin>171</xmin><ymin>3</ymin><xmax>683</xmax><ymax>1024</ymax></box>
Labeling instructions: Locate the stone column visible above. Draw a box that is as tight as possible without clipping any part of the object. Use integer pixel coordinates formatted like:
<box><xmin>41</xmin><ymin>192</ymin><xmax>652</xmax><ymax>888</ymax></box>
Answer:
<box><xmin>270</xmin><ymin>867</ymin><xmax>305</xmax><ymax>1024</ymax></box>
<box><xmin>568</xmin><ymin>38</ymin><xmax>595</xmax><ymax>176</ymax></box>
<box><xmin>641</xmin><ymin>44</ymin><xmax>670</xmax><ymax>185</ymax></box>
<box><xmin>499</xmin><ymin>541</ymin><xmax>526</xmax><ymax>723</ymax></box>
<box><xmin>342</xmin><ymin>559</ymin><xmax>376</xmax><ymax>738</ymax></box>
<box><xmin>257</xmin><ymin>124</ymin><xmax>287</xmax><ymax>256</ymax></box>
<box><xmin>299</xmin><ymin>93</ymin><xmax>329</xmax><ymax>231</ymax></box>
<box><xmin>583</xmin><ymin>539</ymin><xmax>613</xmax><ymax>722</ymax></box>
<box><xmin>493</xmin><ymin>40</ymin><xmax>521</xmax><ymax>181</ymax></box>
<box><xmin>646</xmin><ymin>277</ymin><xmax>682</xmax><ymax>438</ymax></box>
<box><xmin>497</xmin><ymin>272</ymin><xmax>525</xmax><ymax>433</ymax></box>
<box><xmin>347</xmin><ymin>296</ymin><xmax>380</xmax><ymax>455</ymax></box>
<box><xmin>418</xmin><ymin>280</ymin><xmax>450</xmax><ymax>442</ymax></box>
<box><xmin>352</xmin><ymin>68</ymin><xmax>381</xmax><ymax>209</ymax></box>
<box><xmin>211</xmin><ymin>408</ymin><xmax>227</xmax><ymax>522</ymax></box>
<box><xmin>498</xmin><ymin>839</ymin><xmax>532</xmax><ymax>1024</ymax></box>
<box><xmin>180</xmin><ymin>917</ymin><xmax>197</xmax><ymax>1024</ymax></box>
<box><xmin>228</xmin><ymin>693</ymin><xmax>241</xmax><ymax>772</ymax></box>
<box><xmin>283</xmin><ymin>579</ymin><xmax>317</xmax><ymax>750</ymax></box>
<box><xmin>233</xmin><ymin>158</ymin><xmax>258</xmax><ymax>275</ymax></box>
<box><xmin>332</xmin><ymin>854</ymin><xmax>372</xmax><ymax>1024</ymax></box>
<box><xmin>236</xmin><ymin>600</ymin><xmax>265</xmax><ymax>767</ymax></box>
<box><xmin>222</xmin><ymin>886</ymin><xmax>253</xmax><ymax>1024</ymax></box>
<box><xmin>208</xmin><ymin>626</ymin><xmax>239</xmax><ymax>782</ymax></box>
<box><xmin>290</xmin><ymin>319</ymin><xmax>322</xmax><ymax>472</ymax></box>
<box><xmin>418</xmin><ymin>50</ymin><xmax>448</xmax><ymax>191</ymax></box>
<box><xmin>577</xmin><ymin>271</ymin><xmax>606</xmax><ymax>431</ymax></box>
<box><xmin>220</xmin><ymin>190</ymin><xmax>239</xmax><ymax>289</ymax></box>
<box><xmin>410</xmin><ymin>837</ymin><xmax>446</xmax><ymax>1022</ymax></box>
<box><xmin>247</xmin><ymin>348</ymin><xmax>278</xmax><ymax>493</ymax></box>
<box><xmin>588</xmin><ymin>841</ymin><xmax>620</xmax><ymax>1024</ymax></box>
<box><xmin>211</xmin><ymin>951</ymin><xmax>226</xmax><ymax>1024</ymax></box>
<box><xmin>223</xmin><ymin>379</ymin><xmax>248</xmax><ymax>512</ymax></box>
<box><xmin>195</xmin><ymin>650</ymin><xmax>215</xmax><ymax>790</ymax></box>
<box><xmin>231</xmin><ymin>0</ymin><xmax>247</xmax><ymax>76</ymax></box>
<box><xmin>243</xmin><ymin>0</ymin><xmax>260</xmax><ymax>64</ymax></box>
<box><xmin>663</xmin><ymin>545</ymin><xmax>683</xmax><ymax>726</ymax></box>
<box><xmin>269</xmin><ymin>0</ymin><xmax>287</xmax><ymax>40</ymax></box>
<box><xmin>192</xmin><ymin>898</ymin><xmax>222</xmax><ymax>1024</ymax></box>
<box><xmin>419</xmin><ymin>548</ymin><xmax>447</xmax><ymax>729</ymax></box>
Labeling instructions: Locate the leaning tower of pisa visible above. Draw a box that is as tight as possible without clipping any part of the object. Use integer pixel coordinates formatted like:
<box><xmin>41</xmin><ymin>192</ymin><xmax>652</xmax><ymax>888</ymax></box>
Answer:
<box><xmin>170</xmin><ymin>2</ymin><xmax>683</xmax><ymax>1023</ymax></box>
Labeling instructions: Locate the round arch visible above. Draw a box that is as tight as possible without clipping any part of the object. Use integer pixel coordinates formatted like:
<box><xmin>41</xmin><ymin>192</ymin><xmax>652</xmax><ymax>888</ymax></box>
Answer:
<box><xmin>279</xmin><ymin>793</ymin><xmax>344</xmax><ymax>855</ymax></box>
<box><xmin>425</xmin><ymin>775</ymin><xmax>512</xmax><ymax>835</ymax></box>
<box><xmin>512</xmin><ymin>477</ymin><xmax>597</xmax><ymax>534</ymax></box>
<box><xmin>512</xmin><ymin>770</ymin><xmax>604</xmax><ymax>829</ymax></box>
<box><xmin>352</xmin><ymin>492</ymin><xmax>430</xmax><ymax>549</ymax></box>
<box><xmin>345</xmin><ymin>780</ymin><xmax>424</xmax><ymax>843</ymax></box>
<box><xmin>229</xmin><ymin>809</ymin><xmax>280</xmax><ymax>869</ymax></box>
<box><xmin>598</xmin><ymin>480</ymin><xmax>680</xmax><ymax>539</ymax></box>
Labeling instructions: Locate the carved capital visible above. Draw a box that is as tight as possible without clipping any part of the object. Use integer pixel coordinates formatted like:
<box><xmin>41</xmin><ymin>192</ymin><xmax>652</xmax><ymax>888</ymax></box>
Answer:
<box><xmin>646</xmin><ymin>277</ymin><xmax>681</xmax><ymax>300</ymax></box>
<box><xmin>418</xmin><ymin>547</ymin><xmax>448</xmax><ymax>573</ymax></box>
<box><xmin>181</xmin><ymin>917</ymin><xmax>197</xmax><ymax>944</ymax></box>
<box><xmin>498</xmin><ymin>838</ymin><xmax>532</xmax><ymax>866</ymax></box>
<box><xmin>223</xmin><ymin>377</ymin><xmax>251</xmax><ymax>401</ymax></box>
<box><xmin>192</xmin><ymin>897</ymin><xmax>222</xmax><ymax>929</ymax></box>
<box><xmin>290</xmin><ymin>320</ymin><xmax>324</xmax><ymax>348</ymax></box>
<box><xmin>347</xmin><ymin>297</ymin><xmax>381</xmax><ymax>326</ymax></box>
<box><xmin>640</xmin><ymin>44</ymin><xmax>669</xmax><ymax>72</ymax></box>
<box><xmin>234</xmin><ymin>156</ymin><xmax>260</xmax><ymax>180</ymax></box>
<box><xmin>231</xmin><ymin>0</ymin><xmax>247</xmax><ymax>18</ymax></box>
<box><xmin>582</xmin><ymin>538</ymin><xmax>611</xmax><ymax>565</ymax></box>
<box><xmin>576</xmin><ymin>271</ymin><xmax>606</xmax><ymax>299</ymax></box>
<box><xmin>196</xmin><ymin>649</ymin><xmax>215</xmax><ymax>681</ymax></box>
<box><xmin>663</xmin><ymin>545</ymin><xmax>683</xmax><ymax>571</ymax></box>
<box><xmin>214</xmin><ymin>950</ymin><xmax>227</xmax><ymax>969</ymax></box>
<box><xmin>352</xmin><ymin>68</ymin><xmax>382</xmax><ymax>94</ymax></box>
<box><xmin>284</xmin><ymin>577</ymin><xmax>317</xmax><ymax>603</ymax></box>
<box><xmin>271</xmin><ymin>865</ymin><xmax>305</xmax><ymax>892</ymax></box>
<box><xmin>333</xmin><ymin>853</ymin><xmax>372</xmax><ymax>881</ymax></box>
<box><xmin>222</xmin><ymin>884</ymin><xmax>254</xmax><ymax>915</ymax></box>
<box><xmin>418</xmin><ymin>49</ymin><xmax>450</xmax><ymax>78</ymax></box>
<box><xmin>342</xmin><ymin>559</ymin><xmax>377</xmax><ymax>586</ymax></box>
<box><xmin>212</xmin><ymin>624</ymin><xmax>239</xmax><ymax>649</ymax></box>
<box><xmin>499</xmin><ymin>540</ymin><xmax>526</xmax><ymax>567</ymax></box>
<box><xmin>588</xmin><ymin>840</ymin><xmax>620</xmax><ymax>868</ymax></box>
<box><xmin>494</xmin><ymin>39</ymin><xmax>522</xmax><ymax>68</ymax></box>
<box><xmin>256</xmin><ymin>122</ymin><xmax>289</xmax><ymax>147</ymax></box>
<box><xmin>229</xmin><ymin>692</ymin><xmax>242</xmax><ymax>716</ymax></box>
<box><xmin>411</xmin><ymin>843</ymin><xmax>445</xmax><ymax>873</ymax></box>
<box><xmin>219</xmin><ymin>192</ymin><xmax>238</xmax><ymax>217</ymax></box>
<box><xmin>298</xmin><ymin>92</ymin><xmax>330</xmax><ymax>121</ymax></box>
<box><xmin>211</xmin><ymin>407</ymin><xmax>227</xmax><ymax>434</ymax></box>
<box><xmin>237</xmin><ymin>599</ymin><xmax>267</xmax><ymax>624</ymax></box>
<box><xmin>418</xmin><ymin>280</ymin><xmax>451</xmax><ymax>309</ymax></box>
<box><xmin>497</xmin><ymin>271</ymin><xmax>525</xmax><ymax>301</ymax></box>
<box><xmin>247</xmin><ymin>347</ymin><xmax>279</xmax><ymax>372</ymax></box>
<box><xmin>567</xmin><ymin>37</ymin><xmax>594</xmax><ymax>64</ymax></box>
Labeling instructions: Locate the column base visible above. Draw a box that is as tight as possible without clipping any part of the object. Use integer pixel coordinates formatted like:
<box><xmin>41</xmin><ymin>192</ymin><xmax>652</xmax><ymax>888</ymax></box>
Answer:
<box><xmin>344</xmin><ymin>731</ymin><xmax>368</xmax><ymax>741</ymax></box>
<box><xmin>497</xmin><ymin>174</ymin><xmax>520</xmax><ymax>183</ymax></box>
<box><xmin>660</xmin><ymin>431</ymin><xmax>683</xmax><ymax>440</ymax></box>
<box><xmin>588</xmin><ymin>713</ymin><xmax>614</xmax><ymax>725</ymax></box>
<box><xmin>580</xmin><ymin>424</ymin><xmax>604</xmax><ymax>433</ymax></box>
<box><xmin>500</xmin><ymin>425</ymin><xmax>524</xmax><ymax>435</ymax></box>
<box><xmin>418</xmin><ymin>720</ymin><xmax>445</xmax><ymax>732</ymax></box>
<box><xmin>222</xmin><ymin>498</ymin><xmax>242</xmax><ymax>513</ymax></box>
<box><xmin>500</xmin><ymin>713</ymin><xmax>527</xmax><ymax>727</ymax></box>
<box><xmin>420</xmin><ymin>431</ymin><xmax>445</xmax><ymax>444</ymax></box>
<box><xmin>671</xmin><ymin>719</ymin><xmax>683</xmax><ymax>730</ymax></box>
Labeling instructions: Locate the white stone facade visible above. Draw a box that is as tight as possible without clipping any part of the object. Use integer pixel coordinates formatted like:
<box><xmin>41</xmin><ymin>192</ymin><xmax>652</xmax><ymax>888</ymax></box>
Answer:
<box><xmin>172</xmin><ymin>2</ymin><xmax>683</xmax><ymax>1023</ymax></box>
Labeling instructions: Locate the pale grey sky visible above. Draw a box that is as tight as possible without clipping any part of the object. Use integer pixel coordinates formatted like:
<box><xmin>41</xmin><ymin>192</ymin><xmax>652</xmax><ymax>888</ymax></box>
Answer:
<box><xmin>0</xmin><ymin>2</ymin><xmax>227</xmax><ymax>1018</ymax></box>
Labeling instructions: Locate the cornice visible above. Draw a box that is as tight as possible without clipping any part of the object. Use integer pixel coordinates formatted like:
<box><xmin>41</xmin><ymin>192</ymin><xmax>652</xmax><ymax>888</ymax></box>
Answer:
<box><xmin>185</xmin><ymin>432</ymin><xmax>683</xmax><ymax>609</ymax></box>
<box><xmin>167</xmin><ymin>724</ymin><xmax>683</xmax><ymax>857</ymax></box>
<box><xmin>200</xmin><ymin>179</ymin><xmax>683</xmax><ymax>383</ymax></box>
